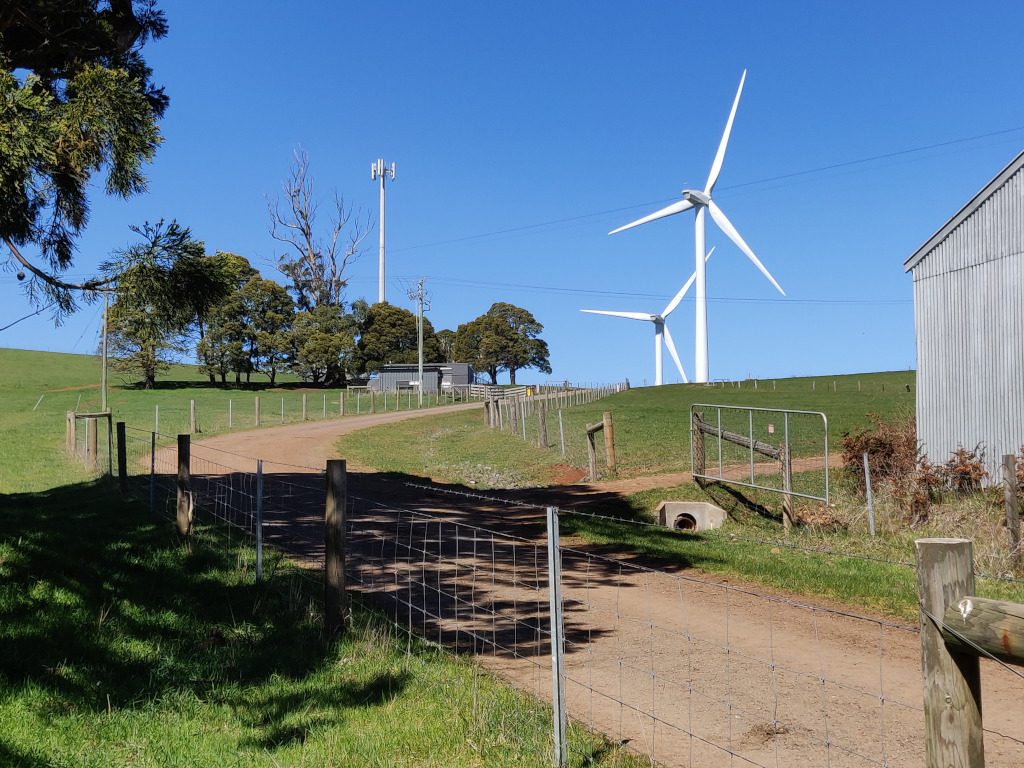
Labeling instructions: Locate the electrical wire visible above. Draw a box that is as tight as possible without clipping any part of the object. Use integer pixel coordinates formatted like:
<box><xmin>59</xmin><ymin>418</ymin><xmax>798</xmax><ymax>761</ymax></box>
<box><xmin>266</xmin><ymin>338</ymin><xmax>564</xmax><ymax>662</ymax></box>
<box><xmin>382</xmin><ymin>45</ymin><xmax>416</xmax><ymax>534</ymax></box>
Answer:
<box><xmin>0</xmin><ymin>302</ymin><xmax>56</xmax><ymax>332</ymax></box>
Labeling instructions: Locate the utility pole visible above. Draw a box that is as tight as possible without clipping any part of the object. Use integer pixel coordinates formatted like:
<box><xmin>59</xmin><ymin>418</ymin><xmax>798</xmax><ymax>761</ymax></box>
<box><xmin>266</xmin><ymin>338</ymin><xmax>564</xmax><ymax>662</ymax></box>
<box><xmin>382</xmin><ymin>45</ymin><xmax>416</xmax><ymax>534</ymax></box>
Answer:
<box><xmin>370</xmin><ymin>158</ymin><xmax>396</xmax><ymax>304</ymax></box>
<box><xmin>408</xmin><ymin>278</ymin><xmax>428</xmax><ymax>407</ymax></box>
<box><xmin>100</xmin><ymin>290</ymin><xmax>109</xmax><ymax>412</ymax></box>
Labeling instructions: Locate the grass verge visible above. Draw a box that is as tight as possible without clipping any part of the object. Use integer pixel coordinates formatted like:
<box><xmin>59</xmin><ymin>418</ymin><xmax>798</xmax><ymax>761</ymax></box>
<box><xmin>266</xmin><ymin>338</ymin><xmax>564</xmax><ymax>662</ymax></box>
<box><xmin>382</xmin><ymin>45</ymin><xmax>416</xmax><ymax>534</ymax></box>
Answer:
<box><xmin>0</xmin><ymin>481</ymin><xmax>637</xmax><ymax>766</ymax></box>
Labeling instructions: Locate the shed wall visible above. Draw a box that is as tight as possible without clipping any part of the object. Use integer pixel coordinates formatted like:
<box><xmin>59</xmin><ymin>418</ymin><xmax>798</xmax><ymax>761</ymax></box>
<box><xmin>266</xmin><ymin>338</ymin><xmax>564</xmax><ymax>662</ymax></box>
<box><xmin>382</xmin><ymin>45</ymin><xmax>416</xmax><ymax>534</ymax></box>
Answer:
<box><xmin>912</xmin><ymin>166</ymin><xmax>1024</xmax><ymax>478</ymax></box>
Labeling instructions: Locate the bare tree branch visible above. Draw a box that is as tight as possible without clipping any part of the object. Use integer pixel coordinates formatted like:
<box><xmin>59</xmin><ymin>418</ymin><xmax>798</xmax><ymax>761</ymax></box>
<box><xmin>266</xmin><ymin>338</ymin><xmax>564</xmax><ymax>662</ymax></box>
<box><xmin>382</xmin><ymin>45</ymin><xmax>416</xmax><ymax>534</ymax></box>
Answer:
<box><xmin>268</xmin><ymin>148</ymin><xmax>371</xmax><ymax>309</ymax></box>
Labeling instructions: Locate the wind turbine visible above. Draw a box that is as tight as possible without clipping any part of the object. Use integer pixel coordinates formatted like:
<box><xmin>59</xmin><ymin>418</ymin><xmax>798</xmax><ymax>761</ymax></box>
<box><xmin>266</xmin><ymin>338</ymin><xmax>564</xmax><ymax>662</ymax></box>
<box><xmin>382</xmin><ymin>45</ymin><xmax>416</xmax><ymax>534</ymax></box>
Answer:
<box><xmin>609</xmin><ymin>70</ymin><xmax>784</xmax><ymax>384</ymax></box>
<box><xmin>582</xmin><ymin>248</ymin><xmax>714</xmax><ymax>386</ymax></box>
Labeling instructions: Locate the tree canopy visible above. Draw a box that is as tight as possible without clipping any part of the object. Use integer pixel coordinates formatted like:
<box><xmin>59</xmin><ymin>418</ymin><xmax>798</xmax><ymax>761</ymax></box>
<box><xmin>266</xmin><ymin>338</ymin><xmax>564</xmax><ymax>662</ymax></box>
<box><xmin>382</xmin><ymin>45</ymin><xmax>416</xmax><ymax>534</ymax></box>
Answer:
<box><xmin>454</xmin><ymin>302</ymin><xmax>551</xmax><ymax>385</ymax></box>
<box><xmin>1</xmin><ymin>1</ymin><xmax>168</xmax><ymax>315</ymax></box>
<box><xmin>104</xmin><ymin>221</ymin><xmax>236</xmax><ymax>388</ymax></box>
<box><xmin>356</xmin><ymin>303</ymin><xmax>439</xmax><ymax>374</ymax></box>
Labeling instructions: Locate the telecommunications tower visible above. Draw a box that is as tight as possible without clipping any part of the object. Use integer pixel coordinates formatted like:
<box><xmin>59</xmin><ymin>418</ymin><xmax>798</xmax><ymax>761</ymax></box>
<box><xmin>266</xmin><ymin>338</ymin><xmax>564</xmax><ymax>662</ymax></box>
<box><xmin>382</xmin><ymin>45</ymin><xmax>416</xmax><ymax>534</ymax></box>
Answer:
<box><xmin>371</xmin><ymin>158</ymin><xmax>396</xmax><ymax>303</ymax></box>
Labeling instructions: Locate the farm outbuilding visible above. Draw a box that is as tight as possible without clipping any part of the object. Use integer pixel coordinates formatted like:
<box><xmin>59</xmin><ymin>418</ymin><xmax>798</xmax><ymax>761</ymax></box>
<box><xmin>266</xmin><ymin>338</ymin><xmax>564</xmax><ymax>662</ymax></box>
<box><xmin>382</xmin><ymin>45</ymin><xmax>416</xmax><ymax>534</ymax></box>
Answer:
<box><xmin>370</xmin><ymin>363</ymin><xmax>475</xmax><ymax>393</ymax></box>
<box><xmin>904</xmin><ymin>150</ymin><xmax>1024</xmax><ymax>479</ymax></box>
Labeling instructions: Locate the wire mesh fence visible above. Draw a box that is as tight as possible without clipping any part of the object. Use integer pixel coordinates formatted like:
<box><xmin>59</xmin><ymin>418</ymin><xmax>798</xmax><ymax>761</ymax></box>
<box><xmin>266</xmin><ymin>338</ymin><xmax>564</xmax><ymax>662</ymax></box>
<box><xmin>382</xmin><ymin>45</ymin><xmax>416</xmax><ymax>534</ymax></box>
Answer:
<box><xmin>112</xmin><ymin>425</ymin><xmax>1023</xmax><ymax>767</ymax></box>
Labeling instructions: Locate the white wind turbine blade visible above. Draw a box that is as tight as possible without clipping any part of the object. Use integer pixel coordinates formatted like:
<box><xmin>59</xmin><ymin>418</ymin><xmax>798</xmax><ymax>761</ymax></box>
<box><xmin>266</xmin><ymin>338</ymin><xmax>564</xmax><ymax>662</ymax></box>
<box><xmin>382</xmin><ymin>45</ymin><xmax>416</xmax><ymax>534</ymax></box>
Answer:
<box><xmin>609</xmin><ymin>198</ymin><xmax>694</xmax><ymax>235</ymax></box>
<box><xmin>662</xmin><ymin>246</ymin><xmax>715</xmax><ymax>318</ymax></box>
<box><xmin>707</xmin><ymin>200</ymin><xmax>785</xmax><ymax>296</ymax></box>
<box><xmin>662</xmin><ymin>324</ymin><xmax>689</xmax><ymax>384</ymax></box>
<box><xmin>704</xmin><ymin>69</ymin><xmax>747</xmax><ymax>195</ymax></box>
<box><xmin>581</xmin><ymin>309</ymin><xmax>656</xmax><ymax>321</ymax></box>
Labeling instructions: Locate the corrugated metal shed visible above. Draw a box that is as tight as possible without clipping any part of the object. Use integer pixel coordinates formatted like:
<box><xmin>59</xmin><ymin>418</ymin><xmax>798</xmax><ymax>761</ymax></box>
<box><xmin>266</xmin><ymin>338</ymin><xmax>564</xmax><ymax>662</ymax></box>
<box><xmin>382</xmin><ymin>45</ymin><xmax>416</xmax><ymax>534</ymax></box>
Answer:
<box><xmin>370</xmin><ymin>363</ymin><xmax>475</xmax><ymax>392</ymax></box>
<box><xmin>904</xmin><ymin>150</ymin><xmax>1024</xmax><ymax>479</ymax></box>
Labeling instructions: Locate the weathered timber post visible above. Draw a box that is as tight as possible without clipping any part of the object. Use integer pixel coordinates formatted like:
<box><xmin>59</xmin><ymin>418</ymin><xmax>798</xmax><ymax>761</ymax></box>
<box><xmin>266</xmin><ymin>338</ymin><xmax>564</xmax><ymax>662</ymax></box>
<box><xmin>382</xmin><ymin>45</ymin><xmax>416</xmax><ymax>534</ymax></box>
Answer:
<box><xmin>322</xmin><ymin>393</ymin><xmax>327</xmax><ymax>418</ymax></box>
<box><xmin>149</xmin><ymin>431</ymin><xmax>156</xmax><ymax>514</ymax></box>
<box><xmin>483</xmin><ymin>398</ymin><xmax>492</xmax><ymax>427</ymax></box>
<box><xmin>780</xmin><ymin>444</ymin><xmax>793</xmax><ymax>531</ymax></box>
<box><xmin>585</xmin><ymin>421</ymin><xmax>603</xmax><ymax>481</ymax></box>
<box><xmin>228</xmin><ymin>398</ymin><xmax>233</xmax><ymax>429</ymax></box>
<box><xmin>915</xmin><ymin>538</ymin><xmax>983</xmax><ymax>768</ymax></box>
<box><xmin>691</xmin><ymin>411</ymin><xmax>706</xmax><ymax>488</ymax></box>
<box><xmin>370</xmin><ymin>390</ymin><xmax>376</xmax><ymax>414</ymax></box>
<box><xmin>254</xmin><ymin>396</ymin><xmax>261</xmax><ymax>427</ymax></box>
<box><xmin>66</xmin><ymin>411</ymin><xmax>76</xmax><ymax>454</ymax></box>
<box><xmin>510</xmin><ymin>397</ymin><xmax>519</xmax><ymax>434</ymax></box>
<box><xmin>87</xmin><ymin>417</ymin><xmax>98</xmax><ymax>469</ymax></box>
<box><xmin>602</xmin><ymin>412</ymin><xmax>615</xmax><ymax>474</ymax></box>
<box><xmin>339</xmin><ymin>390</ymin><xmax>345</xmax><ymax>416</ymax></box>
<box><xmin>302</xmin><ymin>393</ymin><xmax>307</xmax><ymax>421</ymax></box>
<box><xmin>116</xmin><ymin>421</ymin><xmax>128</xmax><ymax>494</ymax></box>
<box><xmin>940</xmin><ymin>596</ymin><xmax>1024</xmax><ymax>666</ymax></box>
<box><xmin>1003</xmin><ymin>454</ymin><xmax>1021</xmax><ymax>570</ymax></box>
<box><xmin>538</xmin><ymin>400</ymin><xmax>549</xmax><ymax>448</ymax></box>
<box><xmin>325</xmin><ymin>459</ymin><xmax>348</xmax><ymax>636</ymax></box>
<box><xmin>176</xmin><ymin>434</ymin><xmax>192</xmax><ymax>537</ymax></box>
<box><xmin>189</xmin><ymin>399</ymin><xmax>197</xmax><ymax>434</ymax></box>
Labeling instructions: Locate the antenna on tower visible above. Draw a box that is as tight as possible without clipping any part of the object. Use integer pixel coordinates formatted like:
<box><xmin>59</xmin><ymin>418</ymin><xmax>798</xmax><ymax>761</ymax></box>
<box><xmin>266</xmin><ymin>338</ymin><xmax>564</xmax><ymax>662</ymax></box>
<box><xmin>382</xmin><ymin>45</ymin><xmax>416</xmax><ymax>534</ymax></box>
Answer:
<box><xmin>371</xmin><ymin>158</ymin><xmax>397</xmax><ymax>303</ymax></box>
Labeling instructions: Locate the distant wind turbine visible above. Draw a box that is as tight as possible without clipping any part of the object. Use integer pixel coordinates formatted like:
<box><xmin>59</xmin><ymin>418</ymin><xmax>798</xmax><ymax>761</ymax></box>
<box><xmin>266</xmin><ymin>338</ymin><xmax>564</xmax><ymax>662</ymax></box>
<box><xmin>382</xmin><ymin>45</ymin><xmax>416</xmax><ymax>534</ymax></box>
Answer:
<box><xmin>582</xmin><ymin>248</ymin><xmax>714</xmax><ymax>386</ymax></box>
<box><xmin>609</xmin><ymin>70</ymin><xmax>784</xmax><ymax>384</ymax></box>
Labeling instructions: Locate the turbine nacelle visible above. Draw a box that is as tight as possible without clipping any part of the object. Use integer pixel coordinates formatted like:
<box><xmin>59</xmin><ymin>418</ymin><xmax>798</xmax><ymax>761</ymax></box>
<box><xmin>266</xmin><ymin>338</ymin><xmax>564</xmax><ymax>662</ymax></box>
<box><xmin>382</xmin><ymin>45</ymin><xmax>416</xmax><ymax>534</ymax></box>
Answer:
<box><xmin>682</xmin><ymin>189</ymin><xmax>710</xmax><ymax>206</ymax></box>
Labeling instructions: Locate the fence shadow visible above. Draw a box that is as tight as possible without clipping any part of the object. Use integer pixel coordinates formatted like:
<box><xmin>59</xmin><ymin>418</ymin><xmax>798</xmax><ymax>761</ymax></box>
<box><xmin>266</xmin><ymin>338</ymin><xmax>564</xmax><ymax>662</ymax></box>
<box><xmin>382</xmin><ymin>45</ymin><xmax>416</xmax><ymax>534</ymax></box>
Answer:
<box><xmin>0</xmin><ymin>481</ymin><xmax>400</xmax><ymax>747</ymax></box>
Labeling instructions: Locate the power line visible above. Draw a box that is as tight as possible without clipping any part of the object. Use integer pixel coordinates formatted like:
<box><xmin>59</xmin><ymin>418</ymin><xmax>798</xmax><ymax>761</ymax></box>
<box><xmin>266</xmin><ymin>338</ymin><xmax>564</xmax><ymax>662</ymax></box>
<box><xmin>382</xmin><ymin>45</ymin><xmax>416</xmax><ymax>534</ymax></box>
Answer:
<box><xmin>388</xmin><ymin>123</ymin><xmax>1024</xmax><ymax>256</ymax></box>
<box><xmin>0</xmin><ymin>302</ymin><xmax>56</xmax><ymax>332</ymax></box>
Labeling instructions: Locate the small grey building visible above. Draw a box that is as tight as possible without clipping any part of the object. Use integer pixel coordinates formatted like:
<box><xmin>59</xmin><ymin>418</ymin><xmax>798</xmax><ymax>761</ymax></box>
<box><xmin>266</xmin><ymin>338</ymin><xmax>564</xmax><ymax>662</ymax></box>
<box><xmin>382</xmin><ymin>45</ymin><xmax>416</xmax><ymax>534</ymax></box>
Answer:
<box><xmin>904</xmin><ymin>150</ymin><xmax>1024</xmax><ymax>478</ymax></box>
<box><xmin>370</xmin><ymin>363</ymin><xmax>475</xmax><ymax>393</ymax></box>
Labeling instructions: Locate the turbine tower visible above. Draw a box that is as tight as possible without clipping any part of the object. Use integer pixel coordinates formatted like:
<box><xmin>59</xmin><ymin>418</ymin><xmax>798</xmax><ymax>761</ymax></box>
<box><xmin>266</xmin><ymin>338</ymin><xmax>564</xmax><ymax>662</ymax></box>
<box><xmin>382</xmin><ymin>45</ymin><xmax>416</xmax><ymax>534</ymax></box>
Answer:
<box><xmin>371</xmin><ymin>158</ymin><xmax>396</xmax><ymax>303</ymax></box>
<box><xmin>609</xmin><ymin>70</ymin><xmax>784</xmax><ymax>383</ymax></box>
<box><xmin>581</xmin><ymin>249</ymin><xmax>713</xmax><ymax>386</ymax></box>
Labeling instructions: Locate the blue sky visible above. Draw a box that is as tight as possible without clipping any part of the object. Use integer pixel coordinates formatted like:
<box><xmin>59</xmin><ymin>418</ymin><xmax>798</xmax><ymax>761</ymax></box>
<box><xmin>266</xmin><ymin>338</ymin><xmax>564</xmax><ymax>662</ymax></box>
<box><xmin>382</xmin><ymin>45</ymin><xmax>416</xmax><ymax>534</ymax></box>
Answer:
<box><xmin>4</xmin><ymin>1</ymin><xmax>1024</xmax><ymax>384</ymax></box>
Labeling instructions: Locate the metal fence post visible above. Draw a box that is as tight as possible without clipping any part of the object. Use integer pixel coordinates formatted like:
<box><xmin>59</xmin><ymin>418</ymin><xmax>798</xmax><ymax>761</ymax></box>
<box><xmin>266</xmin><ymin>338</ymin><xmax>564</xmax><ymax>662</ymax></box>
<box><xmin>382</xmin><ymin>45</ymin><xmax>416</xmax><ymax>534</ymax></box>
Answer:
<box><xmin>256</xmin><ymin>459</ymin><xmax>264</xmax><ymax>585</ymax></box>
<box><xmin>546</xmin><ymin>506</ymin><xmax>567</xmax><ymax>768</ymax></box>
<box><xmin>863</xmin><ymin>452</ymin><xmax>876</xmax><ymax>536</ymax></box>
<box><xmin>915</xmin><ymin>538</ymin><xmax>983</xmax><ymax>768</ymax></box>
<box><xmin>149</xmin><ymin>431</ymin><xmax>156</xmax><ymax>514</ymax></box>
<box><xmin>558</xmin><ymin>410</ymin><xmax>565</xmax><ymax>457</ymax></box>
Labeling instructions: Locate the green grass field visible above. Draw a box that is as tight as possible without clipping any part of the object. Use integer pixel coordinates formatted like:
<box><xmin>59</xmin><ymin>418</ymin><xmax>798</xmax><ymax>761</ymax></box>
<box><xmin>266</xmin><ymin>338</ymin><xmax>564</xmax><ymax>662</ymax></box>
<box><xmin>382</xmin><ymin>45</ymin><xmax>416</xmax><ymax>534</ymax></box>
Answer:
<box><xmin>0</xmin><ymin>347</ymin><xmax>473</xmax><ymax>494</ymax></box>
<box><xmin>337</xmin><ymin>370</ymin><xmax>915</xmax><ymax>485</ymax></box>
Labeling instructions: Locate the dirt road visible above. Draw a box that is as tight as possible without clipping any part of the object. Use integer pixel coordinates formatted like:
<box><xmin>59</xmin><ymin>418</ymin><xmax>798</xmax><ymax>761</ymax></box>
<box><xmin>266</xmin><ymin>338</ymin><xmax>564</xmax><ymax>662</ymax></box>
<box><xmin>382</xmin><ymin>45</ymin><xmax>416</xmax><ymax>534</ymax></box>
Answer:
<box><xmin>188</xmin><ymin>408</ymin><xmax>1023</xmax><ymax>767</ymax></box>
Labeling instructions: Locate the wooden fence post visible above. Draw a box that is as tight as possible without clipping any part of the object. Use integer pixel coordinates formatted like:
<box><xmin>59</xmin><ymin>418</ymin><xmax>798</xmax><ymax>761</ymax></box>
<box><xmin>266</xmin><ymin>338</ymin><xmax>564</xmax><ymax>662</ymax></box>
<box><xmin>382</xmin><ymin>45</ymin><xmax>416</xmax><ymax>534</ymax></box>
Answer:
<box><xmin>189</xmin><ymin>399</ymin><xmax>197</xmax><ymax>434</ymax></box>
<box><xmin>538</xmin><ymin>400</ymin><xmax>548</xmax><ymax>448</ymax></box>
<box><xmin>586</xmin><ymin>430</ymin><xmax>597</xmax><ymax>481</ymax></box>
<box><xmin>915</xmin><ymin>538</ymin><xmax>983</xmax><ymax>768</ymax></box>
<box><xmin>340</xmin><ymin>390</ymin><xmax>345</xmax><ymax>416</ymax></box>
<box><xmin>602</xmin><ymin>412</ymin><xmax>615</xmax><ymax>474</ymax></box>
<box><xmin>254</xmin><ymin>395</ymin><xmax>261</xmax><ymax>427</ymax></box>
<box><xmin>176</xmin><ymin>434</ymin><xmax>192</xmax><ymax>538</ymax></box>
<box><xmin>1003</xmin><ymin>454</ymin><xmax>1021</xmax><ymax>570</ymax></box>
<box><xmin>116</xmin><ymin>421</ymin><xmax>128</xmax><ymax>494</ymax></box>
<box><xmin>302</xmin><ymin>393</ymin><xmax>308</xmax><ymax>421</ymax></box>
<box><xmin>325</xmin><ymin>459</ymin><xmax>348</xmax><ymax>636</ymax></box>
<box><xmin>87</xmin><ymin>417</ymin><xmax>98</xmax><ymax>469</ymax></box>
<box><xmin>484</xmin><ymin>398</ymin><xmax>492</xmax><ymax>427</ymax></box>
<box><xmin>66</xmin><ymin>411</ymin><xmax>76</xmax><ymax>454</ymax></box>
<box><xmin>510</xmin><ymin>397</ymin><xmax>518</xmax><ymax>434</ymax></box>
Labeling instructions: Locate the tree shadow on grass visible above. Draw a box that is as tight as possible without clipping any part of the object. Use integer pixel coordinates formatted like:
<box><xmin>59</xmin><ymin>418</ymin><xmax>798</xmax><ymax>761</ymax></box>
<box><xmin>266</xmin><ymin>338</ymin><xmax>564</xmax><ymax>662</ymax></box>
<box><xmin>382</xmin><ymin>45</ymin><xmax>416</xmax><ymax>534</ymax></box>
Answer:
<box><xmin>0</xmin><ymin>480</ymin><xmax>401</xmax><ymax>752</ymax></box>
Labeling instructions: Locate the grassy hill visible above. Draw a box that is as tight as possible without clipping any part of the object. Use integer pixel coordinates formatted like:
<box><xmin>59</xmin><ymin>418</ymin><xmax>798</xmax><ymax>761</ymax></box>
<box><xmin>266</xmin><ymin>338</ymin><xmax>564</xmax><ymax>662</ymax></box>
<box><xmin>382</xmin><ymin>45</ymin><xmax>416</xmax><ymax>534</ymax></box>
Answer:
<box><xmin>338</xmin><ymin>369</ymin><xmax>917</xmax><ymax>484</ymax></box>
<box><xmin>0</xmin><ymin>348</ymin><xmax>453</xmax><ymax>494</ymax></box>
